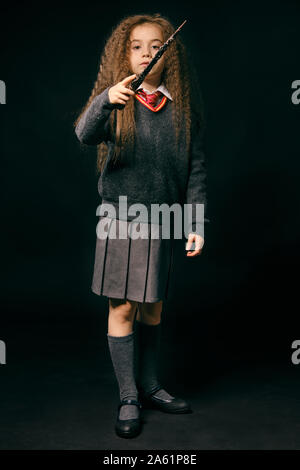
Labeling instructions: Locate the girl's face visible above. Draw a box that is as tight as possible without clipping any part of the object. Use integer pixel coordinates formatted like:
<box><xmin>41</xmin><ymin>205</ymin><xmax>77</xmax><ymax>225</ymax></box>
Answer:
<box><xmin>128</xmin><ymin>23</ymin><xmax>165</xmax><ymax>81</ymax></box>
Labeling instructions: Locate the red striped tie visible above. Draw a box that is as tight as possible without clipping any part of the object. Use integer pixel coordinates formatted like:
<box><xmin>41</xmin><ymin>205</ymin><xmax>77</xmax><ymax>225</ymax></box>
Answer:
<box><xmin>136</xmin><ymin>89</ymin><xmax>163</xmax><ymax>107</ymax></box>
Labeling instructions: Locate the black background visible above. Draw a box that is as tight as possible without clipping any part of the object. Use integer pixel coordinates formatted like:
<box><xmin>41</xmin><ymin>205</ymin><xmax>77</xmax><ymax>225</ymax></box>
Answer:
<box><xmin>1</xmin><ymin>0</ymin><xmax>300</xmax><ymax>450</ymax></box>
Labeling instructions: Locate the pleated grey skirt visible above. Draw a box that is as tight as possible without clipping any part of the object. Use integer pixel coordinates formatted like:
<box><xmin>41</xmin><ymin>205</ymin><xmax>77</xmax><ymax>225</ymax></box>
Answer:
<box><xmin>91</xmin><ymin>215</ymin><xmax>179</xmax><ymax>303</ymax></box>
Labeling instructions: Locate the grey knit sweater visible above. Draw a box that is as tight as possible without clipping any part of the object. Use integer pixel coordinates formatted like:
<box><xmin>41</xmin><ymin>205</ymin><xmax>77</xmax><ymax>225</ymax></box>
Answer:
<box><xmin>75</xmin><ymin>86</ymin><xmax>209</xmax><ymax>235</ymax></box>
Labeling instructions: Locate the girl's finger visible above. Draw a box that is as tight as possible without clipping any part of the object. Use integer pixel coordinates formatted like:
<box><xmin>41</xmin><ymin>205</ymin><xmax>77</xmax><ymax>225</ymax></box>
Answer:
<box><xmin>121</xmin><ymin>86</ymin><xmax>135</xmax><ymax>95</ymax></box>
<box><xmin>121</xmin><ymin>74</ymin><xmax>137</xmax><ymax>85</ymax></box>
<box><xmin>118</xmin><ymin>91</ymin><xmax>130</xmax><ymax>99</ymax></box>
<box><xmin>117</xmin><ymin>92</ymin><xmax>129</xmax><ymax>101</ymax></box>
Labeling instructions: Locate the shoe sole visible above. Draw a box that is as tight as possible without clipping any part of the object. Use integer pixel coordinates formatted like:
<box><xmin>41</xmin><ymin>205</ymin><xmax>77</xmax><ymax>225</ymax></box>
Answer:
<box><xmin>115</xmin><ymin>426</ymin><xmax>142</xmax><ymax>438</ymax></box>
<box><xmin>141</xmin><ymin>400</ymin><xmax>192</xmax><ymax>413</ymax></box>
<box><xmin>160</xmin><ymin>407</ymin><xmax>192</xmax><ymax>414</ymax></box>
<box><xmin>151</xmin><ymin>406</ymin><xmax>192</xmax><ymax>414</ymax></box>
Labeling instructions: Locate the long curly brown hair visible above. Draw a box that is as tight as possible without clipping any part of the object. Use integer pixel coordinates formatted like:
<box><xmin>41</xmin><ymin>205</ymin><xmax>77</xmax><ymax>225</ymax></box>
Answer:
<box><xmin>73</xmin><ymin>12</ymin><xmax>205</xmax><ymax>175</ymax></box>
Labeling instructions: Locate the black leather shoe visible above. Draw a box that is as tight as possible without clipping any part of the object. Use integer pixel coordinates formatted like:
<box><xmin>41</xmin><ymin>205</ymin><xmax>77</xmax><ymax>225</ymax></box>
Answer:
<box><xmin>138</xmin><ymin>385</ymin><xmax>192</xmax><ymax>414</ymax></box>
<box><xmin>115</xmin><ymin>399</ymin><xmax>143</xmax><ymax>438</ymax></box>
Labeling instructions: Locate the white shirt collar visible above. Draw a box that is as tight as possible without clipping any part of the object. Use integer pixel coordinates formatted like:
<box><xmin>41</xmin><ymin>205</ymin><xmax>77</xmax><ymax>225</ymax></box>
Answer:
<box><xmin>136</xmin><ymin>83</ymin><xmax>173</xmax><ymax>101</ymax></box>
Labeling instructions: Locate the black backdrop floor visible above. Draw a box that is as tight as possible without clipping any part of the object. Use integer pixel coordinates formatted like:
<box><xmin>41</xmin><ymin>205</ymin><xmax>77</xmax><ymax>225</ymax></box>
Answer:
<box><xmin>1</xmin><ymin>315</ymin><xmax>299</xmax><ymax>450</ymax></box>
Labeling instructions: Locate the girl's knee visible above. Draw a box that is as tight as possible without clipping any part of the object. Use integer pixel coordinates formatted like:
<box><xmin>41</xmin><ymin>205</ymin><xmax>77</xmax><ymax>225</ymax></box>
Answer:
<box><xmin>109</xmin><ymin>297</ymin><xmax>138</xmax><ymax>322</ymax></box>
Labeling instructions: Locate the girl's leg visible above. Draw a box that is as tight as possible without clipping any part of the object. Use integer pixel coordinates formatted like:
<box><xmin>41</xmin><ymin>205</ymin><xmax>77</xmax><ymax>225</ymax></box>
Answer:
<box><xmin>135</xmin><ymin>300</ymin><xmax>175</xmax><ymax>400</ymax></box>
<box><xmin>135</xmin><ymin>300</ymin><xmax>162</xmax><ymax>325</ymax></box>
<box><xmin>107</xmin><ymin>297</ymin><xmax>140</xmax><ymax>420</ymax></box>
<box><xmin>108</xmin><ymin>297</ymin><xmax>137</xmax><ymax>336</ymax></box>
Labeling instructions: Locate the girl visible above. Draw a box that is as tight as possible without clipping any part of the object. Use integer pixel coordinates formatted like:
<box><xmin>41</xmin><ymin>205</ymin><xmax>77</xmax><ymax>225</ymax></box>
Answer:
<box><xmin>74</xmin><ymin>13</ymin><xmax>209</xmax><ymax>439</ymax></box>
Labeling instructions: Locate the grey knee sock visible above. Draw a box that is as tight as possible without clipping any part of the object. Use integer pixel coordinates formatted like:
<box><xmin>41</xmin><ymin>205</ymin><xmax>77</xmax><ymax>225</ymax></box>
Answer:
<box><xmin>107</xmin><ymin>331</ymin><xmax>139</xmax><ymax>420</ymax></box>
<box><xmin>135</xmin><ymin>320</ymin><xmax>174</xmax><ymax>400</ymax></box>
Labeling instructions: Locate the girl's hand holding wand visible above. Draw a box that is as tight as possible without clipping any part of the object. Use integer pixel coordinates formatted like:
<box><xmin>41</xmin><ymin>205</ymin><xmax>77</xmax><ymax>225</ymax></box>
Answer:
<box><xmin>108</xmin><ymin>74</ymin><xmax>137</xmax><ymax>106</ymax></box>
<box><xmin>186</xmin><ymin>233</ymin><xmax>204</xmax><ymax>257</ymax></box>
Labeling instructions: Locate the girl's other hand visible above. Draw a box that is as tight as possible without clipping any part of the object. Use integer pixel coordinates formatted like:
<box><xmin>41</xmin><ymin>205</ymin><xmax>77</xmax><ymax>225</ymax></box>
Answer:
<box><xmin>108</xmin><ymin>74</ymin><xmax>137</xmax><ymax>106</ymax></box>
<box><xmin>185</xmin><ymin>233</ymin><xmax>204</xmax><ymax>257</ymax></box>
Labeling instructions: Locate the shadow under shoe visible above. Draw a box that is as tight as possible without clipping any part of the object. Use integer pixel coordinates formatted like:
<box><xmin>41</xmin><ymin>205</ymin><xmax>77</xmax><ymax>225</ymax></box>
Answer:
<box><xmin>138</xmin><ymin>384</ymin><xmax>192</xmax><ymax>414</ymax></box>
<box><xmin>115</xmin><ymin>399</ymin><xmax>143</xmax><ymax>438</ymax></box>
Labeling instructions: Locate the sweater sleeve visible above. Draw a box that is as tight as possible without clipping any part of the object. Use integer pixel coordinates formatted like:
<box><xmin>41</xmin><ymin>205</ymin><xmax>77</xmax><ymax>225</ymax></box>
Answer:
<box><xmin>75</xmin><ymin>86</ymin><xmax>119</xmax><ymax>145</ymax></box>
<box><xmin>185</xmin><ymin>115</ymin><xmax>210</xmax><ymax>238</ymax></box>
